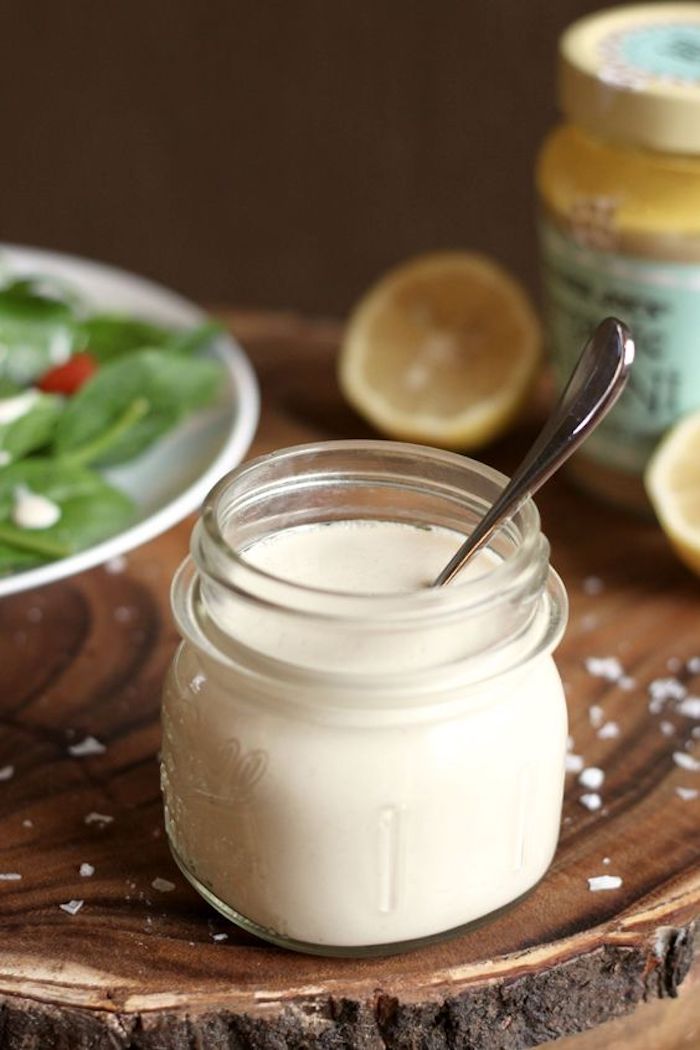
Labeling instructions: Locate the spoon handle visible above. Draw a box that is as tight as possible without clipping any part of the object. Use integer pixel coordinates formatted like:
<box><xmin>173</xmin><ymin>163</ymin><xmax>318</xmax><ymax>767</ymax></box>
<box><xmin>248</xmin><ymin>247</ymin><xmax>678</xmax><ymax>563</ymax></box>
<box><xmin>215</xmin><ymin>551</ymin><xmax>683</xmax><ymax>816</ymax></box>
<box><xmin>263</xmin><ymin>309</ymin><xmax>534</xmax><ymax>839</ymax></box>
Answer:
<box><xmin>432</xmin><ymin>317</ymin><xmax>635</xmax><ymax>587</ymax></box>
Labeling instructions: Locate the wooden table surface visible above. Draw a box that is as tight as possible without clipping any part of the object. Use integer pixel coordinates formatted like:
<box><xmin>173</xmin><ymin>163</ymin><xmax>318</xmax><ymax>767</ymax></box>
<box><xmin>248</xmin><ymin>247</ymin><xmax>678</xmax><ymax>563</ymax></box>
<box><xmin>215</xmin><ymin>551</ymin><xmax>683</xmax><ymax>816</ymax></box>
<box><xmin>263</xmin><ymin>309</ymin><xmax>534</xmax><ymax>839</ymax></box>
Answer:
<box><xmin>0</xmin><ymin>311</ymin><xmax>699</xmax><ymax>1050</ymax></box>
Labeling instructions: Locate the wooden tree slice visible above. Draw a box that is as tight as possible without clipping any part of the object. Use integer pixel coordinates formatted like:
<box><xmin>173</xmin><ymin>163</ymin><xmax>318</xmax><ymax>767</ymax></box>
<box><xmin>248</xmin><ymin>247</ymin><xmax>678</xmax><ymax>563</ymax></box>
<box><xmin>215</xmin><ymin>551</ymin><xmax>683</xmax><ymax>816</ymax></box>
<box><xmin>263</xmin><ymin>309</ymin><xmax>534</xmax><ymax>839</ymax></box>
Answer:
<box><xmin>0</xmin><ymin>312</ymin><xmax>698</xmax><ymax>1049</ymax></box>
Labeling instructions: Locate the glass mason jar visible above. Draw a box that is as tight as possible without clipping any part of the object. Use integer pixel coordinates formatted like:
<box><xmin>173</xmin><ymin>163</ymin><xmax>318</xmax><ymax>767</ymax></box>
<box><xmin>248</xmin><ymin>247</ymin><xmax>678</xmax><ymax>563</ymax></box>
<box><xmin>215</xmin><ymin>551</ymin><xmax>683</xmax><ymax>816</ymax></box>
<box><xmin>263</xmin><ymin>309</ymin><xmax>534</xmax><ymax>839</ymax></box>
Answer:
<box><xmin>161</xmin><ymin>441</ymin><xmax>568</xmax><ymax>957</ymax></box>
<box><xmin>537</xmin><ymin>4</ymin><xmax>700</xmax><ymax>512</ymax></box>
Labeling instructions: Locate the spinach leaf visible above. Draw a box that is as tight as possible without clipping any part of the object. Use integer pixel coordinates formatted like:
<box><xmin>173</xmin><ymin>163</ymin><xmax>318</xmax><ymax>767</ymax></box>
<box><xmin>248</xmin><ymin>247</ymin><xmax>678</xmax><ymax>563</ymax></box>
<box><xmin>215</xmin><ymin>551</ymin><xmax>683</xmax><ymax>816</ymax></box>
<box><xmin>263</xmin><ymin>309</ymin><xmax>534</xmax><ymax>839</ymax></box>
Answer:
<box><xmin>0</xmin><ymin>541</ymin><xmax>44</xmax><ymax>573</ymax></box>
<box><xmin>76</xmin><ymin>315</ymin><xmax>221</xmax><ymax>362</ymax></box>
<box><xmin>162</xmin><ymin>321</ymin><xmax>223</xmax><ymax>355</ymax></box>
<box><xmin>0</xmin><ymin>379</ymin><xmax>21</xmax><ymax>398</ymax></box>
<box><xmin>0</xmin><ymin>283</ymin><xmax>77</xmax><ymax>385</ymax></box>
<box><xmin>1</xmin><ymin>275</ymin><xmax>83</xmax><ymax>310</ymax></box>
<box><xmin>76</xmin><ymin>315</ymin><xmax>173</xmax><ymax>361</ymax></box>
<box><xmin>0</xmin><ymin>392</ymin><xmax>64</xmax><ymax>463</ymax></box>
<box><xmin>52</xmin><ymin>348</ymin><xmax>223</xmax><ymax>466</ymax></box>
<box><xmin>0</xmin><ymin>458</ymin><xmax>133</xmax><ymax>567</ymax></box>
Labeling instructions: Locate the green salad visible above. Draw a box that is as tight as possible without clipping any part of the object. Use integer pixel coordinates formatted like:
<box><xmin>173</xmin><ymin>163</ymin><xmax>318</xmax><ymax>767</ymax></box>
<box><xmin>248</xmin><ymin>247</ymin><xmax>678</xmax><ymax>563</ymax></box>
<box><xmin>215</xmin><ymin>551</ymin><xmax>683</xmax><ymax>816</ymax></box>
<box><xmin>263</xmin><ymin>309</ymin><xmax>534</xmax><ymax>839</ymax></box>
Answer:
<box><xmin>0</xmin><ymin>274</ymin><xmax>223</xmax><ymax>574</ymax></box>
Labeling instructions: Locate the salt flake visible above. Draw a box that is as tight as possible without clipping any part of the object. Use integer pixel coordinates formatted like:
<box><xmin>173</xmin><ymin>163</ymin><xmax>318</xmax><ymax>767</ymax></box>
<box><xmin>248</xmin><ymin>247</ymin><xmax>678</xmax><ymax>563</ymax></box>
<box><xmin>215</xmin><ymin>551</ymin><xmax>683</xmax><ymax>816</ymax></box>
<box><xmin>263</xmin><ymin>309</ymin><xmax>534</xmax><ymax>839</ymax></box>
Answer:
<box><xmin>649</xmin><ymin>677</ymin><xmax>686</xmax><ymax>703</ymax></box>
<box><xmin>566</xmin><ymin>753</ymin><xmax>585</xmax><ymax>774</ymax></box>
<box><xmin>105</xmin><ymin>554</ymin><xmax>127</xmax><ymax>574</ymax></box>
<box><xmin>79</xmin><ymin>863</ymin><xmax>95</xmax><ymax>877</ymax></box>
<box><xmin>84</xmin><ymin>811</ymin><xmax>113</xmax><ymax>826</ymax></box>
<box><xmin>580</xmin><ymin>792</ymin><xmax>602</xmax><ymax>811</ymax></box>
<box><xmin>673</xmin><ymin>751</ymin><xmax>700</xmax><ymax>772</ymax></box>
<box><xmin>212</xmin><ymin>932</ymin><xmax>229</xmax><ymax>942</ymax></box>
<box><xmin>676</xmin><ymin>786</ymin><xmax>699</xmax><ymax>801</ymax></box>
<box><xmin>152</xmin><ymin>877</ymin><xmax>175</xmax><ymax>893</ymax></box>
<box><xmin>588</xmin><ymin>875</ymin><xmax>623</xmax><ymax>892</ymax></box>
<box><xmin>678</xmin><ymin>697</ymin><xmax>700</xmax><ymax>719</ymax></box>
<box><xmin>0</xmin><ymin>765</ymin><xmax>14</xmax><ymax>781</ymax></box>
<box><xmin>589</xmin><ymin>704</ymin><xmax>604</xmax><ymax>728</ymax></box>
<box><xmin>60</xmin><ymin>899</ymin><xmax>84</xmax><ymax>915</ymax></box>
<box><xmin>583</xmin><ymin>576</ymin><xmax>604</xmax><ymax>596</ymax></box>
<box><xmin>0</xmin><ymin>873</ymin><xmax>21</xmax><ymax>881</ymax></box>
<box><xmin>68</xmin><ymin>736</ymin><xmax>106</xmax><ymax>757</ymax></box>
<box><xmin>687</xmin><ymin>656</ymin><xmax>700</xmax><ymax>675</ymax></box>
<box><xmin>660</xmin><ymin>721</ymin><xmax>675</xmax><ymax>737</ymax></box>
<box><xmin>585</xmin><ymin>657</ymin><xmax>623</xmax><ymax>682</ymax></box>
<box><xmin>598</xmin><ymin>721</ymin><xmax>620</xmax><ymax>740</ymax></box>
<box><xmin>579</xmin><ymin>767</ymin><xmax>605</xmax><ymax>790</ymax></box>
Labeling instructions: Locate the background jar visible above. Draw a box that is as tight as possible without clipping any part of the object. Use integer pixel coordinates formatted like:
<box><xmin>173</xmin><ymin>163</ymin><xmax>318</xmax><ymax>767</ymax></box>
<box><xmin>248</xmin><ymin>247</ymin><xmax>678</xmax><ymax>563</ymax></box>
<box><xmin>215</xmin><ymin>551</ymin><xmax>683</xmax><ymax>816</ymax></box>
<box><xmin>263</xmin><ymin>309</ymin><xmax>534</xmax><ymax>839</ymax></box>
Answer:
<box><xmin>162</xmin><ymin>440</ymin><xmax>568</xmax><ymax>956</ymax></box>
<box><xmin>537</xmin><ymin>4</ymin><xmax>700</xmax><ymax>512</ymax></box>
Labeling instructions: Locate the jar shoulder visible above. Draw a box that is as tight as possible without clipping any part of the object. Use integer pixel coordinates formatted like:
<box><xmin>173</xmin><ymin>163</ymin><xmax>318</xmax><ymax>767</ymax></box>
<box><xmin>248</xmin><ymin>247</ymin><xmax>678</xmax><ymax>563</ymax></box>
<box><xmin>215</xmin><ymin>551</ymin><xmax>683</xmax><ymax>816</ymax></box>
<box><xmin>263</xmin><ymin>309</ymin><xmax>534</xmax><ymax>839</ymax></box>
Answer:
<box><xmin>164</xmin><ymin>642</ymin><xmax>567</xmax><ymax>727</ymax></box>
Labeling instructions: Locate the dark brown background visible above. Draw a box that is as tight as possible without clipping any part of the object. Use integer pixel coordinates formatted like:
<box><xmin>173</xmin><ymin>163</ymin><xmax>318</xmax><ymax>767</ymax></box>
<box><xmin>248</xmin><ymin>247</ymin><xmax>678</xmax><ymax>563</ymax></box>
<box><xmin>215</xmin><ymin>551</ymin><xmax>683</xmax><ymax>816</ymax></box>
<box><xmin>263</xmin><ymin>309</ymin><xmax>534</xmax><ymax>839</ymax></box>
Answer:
<box><xmin>1</xmin><ymin>1</ymin><xmax>605</xmax><ymax>315</ymax></box>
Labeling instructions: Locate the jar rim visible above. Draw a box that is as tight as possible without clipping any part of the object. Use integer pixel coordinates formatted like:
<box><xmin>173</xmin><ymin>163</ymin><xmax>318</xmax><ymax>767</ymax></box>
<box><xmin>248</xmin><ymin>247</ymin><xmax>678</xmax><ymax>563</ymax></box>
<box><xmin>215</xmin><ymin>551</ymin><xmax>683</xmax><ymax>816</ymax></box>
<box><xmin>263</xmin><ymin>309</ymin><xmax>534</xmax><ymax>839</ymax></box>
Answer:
<box><xmin>171</xmin><ymin>558</ymin><xmax>568</xmax><ymax>702</ymax></box>
<box><xmin>196</xmin><ymin>439</ymin><xmax>544</xmax><ymax>621</ymax></box>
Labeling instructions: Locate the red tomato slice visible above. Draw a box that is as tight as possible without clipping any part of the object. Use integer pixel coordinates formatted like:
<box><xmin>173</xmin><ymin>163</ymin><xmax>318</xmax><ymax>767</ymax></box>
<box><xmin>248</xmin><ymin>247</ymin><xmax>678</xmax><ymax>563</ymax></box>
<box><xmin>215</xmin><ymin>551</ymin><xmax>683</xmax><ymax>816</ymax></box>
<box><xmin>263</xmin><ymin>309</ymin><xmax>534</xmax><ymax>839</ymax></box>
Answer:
<box><xmin>37</xmin><ymin>352</ymin><xmax>98</xmax><ymax>395</ymax></box>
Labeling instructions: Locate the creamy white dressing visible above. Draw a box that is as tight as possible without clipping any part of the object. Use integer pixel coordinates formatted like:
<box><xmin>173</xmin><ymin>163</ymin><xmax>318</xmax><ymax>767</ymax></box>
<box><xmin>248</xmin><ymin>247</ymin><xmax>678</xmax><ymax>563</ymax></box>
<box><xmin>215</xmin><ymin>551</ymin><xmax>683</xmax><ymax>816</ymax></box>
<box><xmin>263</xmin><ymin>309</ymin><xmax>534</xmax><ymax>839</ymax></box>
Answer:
<box><xmin>0</xmin><ymin>450</ymin><xmax>11</xmax><ymax>467</ymax></box>
<box><xmin>11</xmin><ymin>485</ymin><xmax>61</xmax><ymax>529</ymax></box>
<box><xmin>0</xmin><ymin>390</ymin><xmax>40</xmax><ymax>425</ymax></box>
<box><xmin>240</xmin><ymin>519</ymin><xmax>492</xmax><ymax>593</ymax></box>
<box><xmin>47</xmin><ymin>329</ymin><xmax>72</xmax><ymax>366</ymax></box>
<box><xmin>163</xmin><ymin>519</ymin><xmax>568</xmax><ymax>948</ymax></box>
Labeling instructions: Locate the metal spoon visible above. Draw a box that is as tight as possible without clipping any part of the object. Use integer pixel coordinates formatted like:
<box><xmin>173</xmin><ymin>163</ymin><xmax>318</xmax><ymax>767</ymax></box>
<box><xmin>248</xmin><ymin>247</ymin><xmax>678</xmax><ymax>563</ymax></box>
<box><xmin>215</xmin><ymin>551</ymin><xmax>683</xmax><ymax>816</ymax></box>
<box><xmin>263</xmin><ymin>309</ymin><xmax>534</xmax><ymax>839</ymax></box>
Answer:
<box><xmin>432</xmin><ymin>317</ymin><xmax>635</xmax><ymax>587</ymax></box>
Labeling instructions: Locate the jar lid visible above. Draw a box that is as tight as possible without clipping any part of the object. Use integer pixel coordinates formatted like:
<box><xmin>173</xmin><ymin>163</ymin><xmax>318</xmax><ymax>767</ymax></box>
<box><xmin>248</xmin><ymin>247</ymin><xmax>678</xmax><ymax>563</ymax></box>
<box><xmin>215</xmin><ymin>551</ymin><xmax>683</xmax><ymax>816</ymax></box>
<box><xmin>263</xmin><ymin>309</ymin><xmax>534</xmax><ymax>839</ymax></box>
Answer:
<box><xmin>560</xmin><ymin>3</ymin><xmax>700</xmax><ymax>153</ymax></box>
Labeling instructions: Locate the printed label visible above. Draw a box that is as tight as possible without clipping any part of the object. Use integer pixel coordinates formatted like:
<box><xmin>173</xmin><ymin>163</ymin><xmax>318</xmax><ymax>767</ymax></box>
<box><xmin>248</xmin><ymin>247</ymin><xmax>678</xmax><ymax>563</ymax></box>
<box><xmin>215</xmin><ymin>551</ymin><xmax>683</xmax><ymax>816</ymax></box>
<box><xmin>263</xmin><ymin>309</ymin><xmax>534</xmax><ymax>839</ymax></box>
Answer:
<box><xmin>540</xmin><ymin>220</ymin><xmax>700</xmax><ymax>474</ymax></box>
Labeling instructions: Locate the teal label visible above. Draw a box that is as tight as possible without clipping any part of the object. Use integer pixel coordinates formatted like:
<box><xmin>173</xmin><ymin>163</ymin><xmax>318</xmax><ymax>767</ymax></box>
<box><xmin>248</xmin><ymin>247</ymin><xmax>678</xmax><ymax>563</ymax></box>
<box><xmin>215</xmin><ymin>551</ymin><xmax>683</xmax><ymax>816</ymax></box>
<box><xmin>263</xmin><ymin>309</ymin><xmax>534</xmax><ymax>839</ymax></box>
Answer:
<box><xmin>540</xmin><ymin>220</ymin><xmax>700</xmax><ymax>474</ymax></box>
<box><xmin>615</xmin><ymin>23</ymin><xmax>700</xmax><ymax>82</ymax></box>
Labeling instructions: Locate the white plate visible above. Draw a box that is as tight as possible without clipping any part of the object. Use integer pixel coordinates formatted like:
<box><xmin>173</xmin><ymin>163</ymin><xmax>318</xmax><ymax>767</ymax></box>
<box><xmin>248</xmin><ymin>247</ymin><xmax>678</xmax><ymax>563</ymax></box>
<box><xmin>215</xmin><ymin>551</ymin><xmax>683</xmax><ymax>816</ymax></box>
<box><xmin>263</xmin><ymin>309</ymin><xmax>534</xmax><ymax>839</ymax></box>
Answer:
<box><xmin>0</xmin><ymin>244</ymin><xmax>259</xmax><ymax>598</ymax></box>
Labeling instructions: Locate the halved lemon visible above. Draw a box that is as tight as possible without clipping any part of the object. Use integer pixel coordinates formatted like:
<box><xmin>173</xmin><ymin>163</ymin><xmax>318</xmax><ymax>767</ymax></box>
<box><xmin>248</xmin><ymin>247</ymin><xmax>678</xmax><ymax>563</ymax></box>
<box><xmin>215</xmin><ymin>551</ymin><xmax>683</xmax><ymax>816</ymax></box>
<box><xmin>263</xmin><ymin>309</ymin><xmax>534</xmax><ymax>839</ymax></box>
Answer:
<box><xmin>646</xmin><ymin>410</ymin><xmax>700</xmax><ymax>575</ymax></box>
<box><xmin>339</xmin><ymin>252</ymin><xmax>541</xmax><ymax>449</ymax></box>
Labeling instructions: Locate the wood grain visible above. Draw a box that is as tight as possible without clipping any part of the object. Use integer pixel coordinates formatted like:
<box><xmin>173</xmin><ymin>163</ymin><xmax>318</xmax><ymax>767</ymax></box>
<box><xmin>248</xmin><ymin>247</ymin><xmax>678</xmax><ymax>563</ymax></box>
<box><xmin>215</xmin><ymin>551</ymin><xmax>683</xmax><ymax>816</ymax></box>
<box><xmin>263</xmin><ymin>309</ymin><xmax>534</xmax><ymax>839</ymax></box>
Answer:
<box><xmin>0</xmin><ymin>311</ymin><xmax>699</xmax><ymax>1049</ymax></box>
